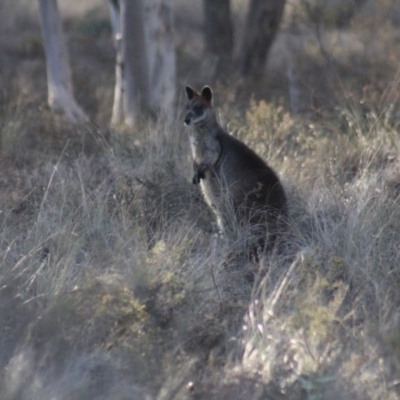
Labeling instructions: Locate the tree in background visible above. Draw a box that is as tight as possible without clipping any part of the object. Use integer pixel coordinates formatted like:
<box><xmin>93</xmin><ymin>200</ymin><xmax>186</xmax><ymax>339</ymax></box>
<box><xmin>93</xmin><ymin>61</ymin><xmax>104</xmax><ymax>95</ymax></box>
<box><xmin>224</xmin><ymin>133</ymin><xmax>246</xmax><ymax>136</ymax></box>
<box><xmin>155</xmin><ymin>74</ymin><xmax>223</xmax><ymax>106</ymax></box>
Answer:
<box><xmin>203</xmin><ymin>0</ymin><xmax>234</xmax><ymax>77</ymax></box>
<box><xmin>38</xmin><ymin>0</ymin><xmax>89</xmax><ymax>124</ymax></box>
<box><xmin>240</xmin><ymin>0</ymin><xmax>286</xmax><ymax>79</ymax></box>
<box><xmin>39</xmin><ymin>0</ymin><xmax>283</xmax><ymax>124</ymax></box>
<box><xmin>110</xmin><ymin>0</ymin><xmax>176</xmax><ymax>126</ymax></box>
<box><xmin>203</xmin><ymin>0</ymin><xmax>286</xmax><ymax>81</ymax></box>
<box><xmin>39</xmin><ymin>0</ymin><xmax>176</xmax><ymax>126</ymax></box>
<box><xmin>110</xmin><ymin>0</ymin><xmax>150</xmax><ymax>127</ymax></box>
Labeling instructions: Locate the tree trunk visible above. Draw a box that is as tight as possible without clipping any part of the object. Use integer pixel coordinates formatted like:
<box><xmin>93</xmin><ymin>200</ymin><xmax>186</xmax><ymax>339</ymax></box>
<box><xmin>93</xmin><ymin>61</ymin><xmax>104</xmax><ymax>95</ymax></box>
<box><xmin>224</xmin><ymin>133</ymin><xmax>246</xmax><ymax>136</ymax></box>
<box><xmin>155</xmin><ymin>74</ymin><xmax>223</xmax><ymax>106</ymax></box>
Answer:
<box><xmin>203</xmin><ymin>0</ymin><xmax>233</xmax><ymax>78</ymax></box>
<box><xmin>110</xmin><ymin>0</ymin><xmax>176</xmax><ymax>126</ymax></box>
<box><xmin>120</xmin><ymin>0</ymin><xmax>150</xmax><ymax>127</ymax></box>
<box><xmin>240</xmin><ymin>0</ymin><xmax>286</xmax><ymax>79</ymax></box>
<box><xmin>38</xmin><ymin>0</ymin><xmax>88</xmax><ymax>123</ymax></box>
<box><xmin>109</xmin><ymin>0</ymin><xmax>176</xmax><ymax>125</ymax></box>
<box><xmin>145</xmin><ymin>0</ymin><xmax>176</xmax><ymax>118</ymax></box>
<box><xmin>109</xmin><ymin>0</ymin><xmax>124</xmax><ymax>126</ymax></box>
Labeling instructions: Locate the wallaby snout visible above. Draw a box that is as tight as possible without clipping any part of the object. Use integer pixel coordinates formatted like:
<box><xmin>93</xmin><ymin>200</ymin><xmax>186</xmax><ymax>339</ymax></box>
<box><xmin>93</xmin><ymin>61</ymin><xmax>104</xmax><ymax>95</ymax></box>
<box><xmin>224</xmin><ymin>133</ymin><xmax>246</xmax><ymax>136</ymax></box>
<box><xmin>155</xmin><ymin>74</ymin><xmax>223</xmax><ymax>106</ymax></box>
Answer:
<box><xmin>184</xmin><ymin>113</ymin><xmax>192</xmax><ymax>126</ymax></box>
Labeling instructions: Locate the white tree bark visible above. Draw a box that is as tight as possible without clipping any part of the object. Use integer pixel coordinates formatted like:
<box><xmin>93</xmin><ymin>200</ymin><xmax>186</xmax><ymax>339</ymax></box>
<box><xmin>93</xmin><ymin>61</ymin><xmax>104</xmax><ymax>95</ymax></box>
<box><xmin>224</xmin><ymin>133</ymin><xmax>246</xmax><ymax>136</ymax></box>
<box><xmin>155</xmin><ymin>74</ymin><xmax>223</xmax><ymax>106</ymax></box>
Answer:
<box><xmin>111</xmin><ymin>0</ymin><xmax>151</xmax><ymax>127</ymax></box>
<box><xmin>110</xmin><ymin>0</ymin><xmax>176</xmax><ymax>126</ymax></box>
<box><xmin>109</xmin><ymin>0</ymin><xmax>124</xmax><ymax>126</ymax></box>
<box><xmin>145</xmin><ymin>0</ymin><xmax>176</xmax><ymax>117</ymax></box>
<box><xmin>38</xmin><ymin>0</ymin><xmax>88</xmax><ymax>123</ymax></box>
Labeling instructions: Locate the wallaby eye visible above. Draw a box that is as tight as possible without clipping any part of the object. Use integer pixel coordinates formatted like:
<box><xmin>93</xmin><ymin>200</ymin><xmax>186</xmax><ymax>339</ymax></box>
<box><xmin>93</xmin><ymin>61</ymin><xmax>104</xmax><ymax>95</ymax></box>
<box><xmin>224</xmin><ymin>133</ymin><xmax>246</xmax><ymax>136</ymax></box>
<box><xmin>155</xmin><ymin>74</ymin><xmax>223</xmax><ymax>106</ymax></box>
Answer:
<box><xmin>194</xmin><ymin>105</ymin><xmax>203</xmax><ymax>113</ymax></box>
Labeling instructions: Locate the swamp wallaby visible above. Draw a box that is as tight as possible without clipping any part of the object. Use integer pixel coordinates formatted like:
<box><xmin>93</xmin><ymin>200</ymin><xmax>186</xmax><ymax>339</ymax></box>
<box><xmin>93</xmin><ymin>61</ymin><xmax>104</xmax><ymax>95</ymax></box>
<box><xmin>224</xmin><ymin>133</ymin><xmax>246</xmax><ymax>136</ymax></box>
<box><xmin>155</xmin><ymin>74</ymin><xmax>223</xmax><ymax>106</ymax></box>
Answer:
<box><xmin>184</xmin><ymin>86</ymin><xmax>287</xmax><ymax>253</ymax></box>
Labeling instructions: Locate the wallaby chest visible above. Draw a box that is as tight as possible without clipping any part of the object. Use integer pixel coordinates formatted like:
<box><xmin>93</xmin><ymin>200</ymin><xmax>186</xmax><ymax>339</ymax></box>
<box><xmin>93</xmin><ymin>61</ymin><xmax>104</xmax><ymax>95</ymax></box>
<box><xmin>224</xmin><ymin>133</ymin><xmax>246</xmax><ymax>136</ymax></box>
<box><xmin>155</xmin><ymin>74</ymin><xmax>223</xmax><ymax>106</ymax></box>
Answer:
<box><xmin>188</xmin><ymin>127</ymin><xmax>221</xmax><ymax>166</ymax></box>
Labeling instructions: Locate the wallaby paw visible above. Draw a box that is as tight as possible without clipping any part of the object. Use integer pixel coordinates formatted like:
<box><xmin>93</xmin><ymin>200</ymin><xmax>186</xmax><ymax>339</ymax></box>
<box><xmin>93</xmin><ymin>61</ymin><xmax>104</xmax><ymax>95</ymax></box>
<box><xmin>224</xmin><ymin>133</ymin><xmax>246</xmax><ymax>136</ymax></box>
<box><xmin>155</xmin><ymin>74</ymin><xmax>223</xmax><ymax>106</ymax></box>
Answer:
<box><xmin>192</xmin><ymin>170</ymin><xmax>205</xmax><ymax>184</ymax></box>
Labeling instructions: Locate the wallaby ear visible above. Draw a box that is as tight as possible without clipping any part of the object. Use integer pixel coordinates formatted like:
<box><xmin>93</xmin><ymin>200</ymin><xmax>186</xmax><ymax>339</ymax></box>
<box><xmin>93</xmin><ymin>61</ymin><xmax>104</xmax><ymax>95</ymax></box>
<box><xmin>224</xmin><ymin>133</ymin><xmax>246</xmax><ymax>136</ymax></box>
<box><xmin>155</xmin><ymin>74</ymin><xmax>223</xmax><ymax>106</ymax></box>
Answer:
<box><xmin>185</xmin><ymin>86</ymin><xmax>195</xmax><ymax>100</ymax></box>
<box><xmin>201</xmin><ymin>86</ymin><xmax>213</xmax><ymax>104</ymax></box>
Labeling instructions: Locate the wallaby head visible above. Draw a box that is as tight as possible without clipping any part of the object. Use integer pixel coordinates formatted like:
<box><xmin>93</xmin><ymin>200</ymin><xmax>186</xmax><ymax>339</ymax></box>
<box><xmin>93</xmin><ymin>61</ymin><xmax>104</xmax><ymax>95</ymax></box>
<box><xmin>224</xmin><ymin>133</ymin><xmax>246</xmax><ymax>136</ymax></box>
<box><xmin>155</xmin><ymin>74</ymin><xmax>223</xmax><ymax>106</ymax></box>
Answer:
<box><xmin>184</xmin><ymin>86</ymin><xmax>215</xmax><ymax>127</ymax></box>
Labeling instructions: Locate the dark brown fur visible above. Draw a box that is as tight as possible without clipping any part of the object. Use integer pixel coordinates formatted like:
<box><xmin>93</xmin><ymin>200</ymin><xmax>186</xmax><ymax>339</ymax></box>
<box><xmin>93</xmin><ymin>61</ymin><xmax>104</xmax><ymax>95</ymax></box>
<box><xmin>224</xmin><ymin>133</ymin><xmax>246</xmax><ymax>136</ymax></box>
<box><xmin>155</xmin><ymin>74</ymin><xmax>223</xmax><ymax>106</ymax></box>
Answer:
<box><xmin>185</xmin><ymin>86</ymin><xmax>287</xmax><ymax>252</ymax></box>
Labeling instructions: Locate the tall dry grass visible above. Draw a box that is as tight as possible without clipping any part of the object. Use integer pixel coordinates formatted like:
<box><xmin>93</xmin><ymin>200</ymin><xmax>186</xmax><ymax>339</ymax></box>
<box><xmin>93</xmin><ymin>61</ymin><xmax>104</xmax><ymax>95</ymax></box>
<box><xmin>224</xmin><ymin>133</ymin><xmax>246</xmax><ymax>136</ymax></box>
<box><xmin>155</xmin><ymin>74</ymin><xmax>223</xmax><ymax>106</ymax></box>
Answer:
<box><xmin>1</xmin><ymin>87</ymin><xmax>400</xmax><ymax>399</ymax></box>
